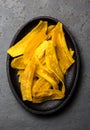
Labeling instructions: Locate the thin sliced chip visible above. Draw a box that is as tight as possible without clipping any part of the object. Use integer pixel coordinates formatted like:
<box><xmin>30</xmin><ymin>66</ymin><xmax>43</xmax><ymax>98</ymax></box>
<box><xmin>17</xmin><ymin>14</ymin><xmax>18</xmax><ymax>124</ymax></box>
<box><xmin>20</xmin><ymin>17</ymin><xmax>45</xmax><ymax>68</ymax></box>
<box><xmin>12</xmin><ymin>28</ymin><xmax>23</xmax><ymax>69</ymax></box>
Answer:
<box><xmin>23</xmin><ymin>21</ymin><xmax>48</xmax><ymax>64</ymax></box>
<box><xmin>46</xmin><ymin>40</ymin><xmax>64</xmax><ymax>81</ymax></box>
<box><xmin>36</xmin><ymin>60</ymin><xmax>59</xmax><ymax>90</ymax></box>
<box><xmin>47</xmin><ymin>25</ymin><xmax>55</xmax><ymax>33</ymax></box>
<box><xmin>11</xmin><ymin>56</ymin><xmax>25</xmax><ymax>69</ymax></box>
<box><xmin>20</xmin><ymin>57</ymin><xmax>36</xmax><ymax>101</ymax></box>
<box><xmin>52</xmin><ymin>22</ymin><xmax>75</xmax><ymax>73</ymax></box>
<box><xmin>7</xmin><ymin>20</ymin><xmax>75</xmax><ymax>103</ymax></box>
<box><xmin>7</xmin><ymin>21</ymin><xmax>46</xmax><ymax>57</ymax></box>
<box><xmin>17</xmin><ymin>70</ymin><xmax>24</xmax><ymax>83</ymax></box>
<box><xmin>32</xmin><ymin>78</ymin><xmax>65</xmax><ymax>103</ymax></box>
<box><xmin>34</xmin><ymin>40</ymin><xmax>48</xmax><ymax>59</ymax></box>
<box><xmin>32</xmin><ymin>78</ymin><xmax>51</xmax><ymax>97</ymax></box>
<box><xmin>69</xmin><ymin>48</ymin><xmax>74</xmax><ymax>56</ymax></box>
<box><xmin>47</xmin><ymin>26</ymin><xmax>55</xmax><ymax>39</ymax></box>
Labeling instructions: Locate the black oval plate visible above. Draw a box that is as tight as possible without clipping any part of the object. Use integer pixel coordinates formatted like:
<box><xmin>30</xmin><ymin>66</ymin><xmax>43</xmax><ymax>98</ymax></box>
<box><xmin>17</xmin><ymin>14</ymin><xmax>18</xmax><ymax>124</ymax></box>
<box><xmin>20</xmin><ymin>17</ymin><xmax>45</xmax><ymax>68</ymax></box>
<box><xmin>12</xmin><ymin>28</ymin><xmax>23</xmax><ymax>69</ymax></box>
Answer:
<box><xmin>6</xmin><ymin>16</ymin><xmax>79</xmax><ymax>115</ymax></box>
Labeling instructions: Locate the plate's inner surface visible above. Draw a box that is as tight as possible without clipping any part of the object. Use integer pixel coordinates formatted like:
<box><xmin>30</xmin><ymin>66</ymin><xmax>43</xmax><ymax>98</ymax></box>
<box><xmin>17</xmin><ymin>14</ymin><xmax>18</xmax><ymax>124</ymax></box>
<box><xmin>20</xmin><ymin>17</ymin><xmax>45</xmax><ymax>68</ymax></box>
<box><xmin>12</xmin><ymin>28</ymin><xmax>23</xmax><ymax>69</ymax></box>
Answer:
<box><xmin>7</xmin><ymin>17</ymin><xmax>79</xmax><ymax>114</ymax></box>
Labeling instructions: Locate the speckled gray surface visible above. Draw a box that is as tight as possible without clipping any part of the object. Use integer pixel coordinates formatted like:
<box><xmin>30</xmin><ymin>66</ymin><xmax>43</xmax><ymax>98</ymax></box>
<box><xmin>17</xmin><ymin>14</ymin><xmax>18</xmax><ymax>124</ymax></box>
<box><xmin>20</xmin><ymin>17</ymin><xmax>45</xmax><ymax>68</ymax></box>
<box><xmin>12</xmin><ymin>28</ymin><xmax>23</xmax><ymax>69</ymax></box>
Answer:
<box><xmin>0</xmin><ymin>0</ymin><xmax>90</xmax><ymax>130</ymax></box>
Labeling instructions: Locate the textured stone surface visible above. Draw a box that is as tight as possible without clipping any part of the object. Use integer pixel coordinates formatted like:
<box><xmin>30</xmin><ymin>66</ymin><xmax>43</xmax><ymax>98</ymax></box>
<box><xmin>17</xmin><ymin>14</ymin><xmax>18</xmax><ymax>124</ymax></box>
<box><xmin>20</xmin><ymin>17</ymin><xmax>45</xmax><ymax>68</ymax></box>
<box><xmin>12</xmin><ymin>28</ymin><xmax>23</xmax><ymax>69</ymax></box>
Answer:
<box><xmin>0</xmin><ymin>0</ymin><xmax>90</xmax><ymax>130</ymax></box>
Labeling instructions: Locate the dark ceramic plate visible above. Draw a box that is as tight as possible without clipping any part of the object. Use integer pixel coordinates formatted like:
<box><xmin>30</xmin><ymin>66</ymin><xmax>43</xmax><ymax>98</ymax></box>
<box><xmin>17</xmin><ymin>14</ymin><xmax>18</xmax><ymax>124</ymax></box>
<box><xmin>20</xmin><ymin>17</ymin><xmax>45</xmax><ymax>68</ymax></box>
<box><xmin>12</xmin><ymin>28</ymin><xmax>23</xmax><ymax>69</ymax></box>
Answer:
<box><xmin>6</xmin><ymin>16</ymin><xmax>79</xmax><ymax>115</ymax></box>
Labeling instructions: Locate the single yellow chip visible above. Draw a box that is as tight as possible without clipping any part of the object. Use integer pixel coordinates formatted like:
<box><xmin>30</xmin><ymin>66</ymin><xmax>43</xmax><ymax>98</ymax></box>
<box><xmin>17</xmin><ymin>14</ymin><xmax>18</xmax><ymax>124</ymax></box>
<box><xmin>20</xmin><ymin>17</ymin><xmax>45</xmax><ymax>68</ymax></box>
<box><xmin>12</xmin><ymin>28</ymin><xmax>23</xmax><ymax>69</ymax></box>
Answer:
<box><xmin>23</xmin><ymin>21</ymin><xmax>48</xmax><ymax>64</ymax></box>
<box><xmin>17</xmin><ymin>70</ymin><xmax>24</xmax><ymax>83</ymax></box>
<box><xmin>52</xmin><ymin>22</ymin><xmax>75</xmax><ymax>74</ymax></box>
<box><xmin>46</xmin><ymin>40</ymin><xmax>64</xmax><ymax>80</ymax></box>
<box><xmin>47</xmin><ymin>25</ymin><xmax>55</xmax><ymax>33</ymax></box>
<box><xmin>34</xmin><ymin>40</ymin><xmax>48</xmax><ymax>59</ymax></box>
<box><xmin>20</xmin><ymin>57</ymin><xmax>36</xmax><ymax>101</ymax></box>
<box><xmin>11</xmin><ymin>56</ymin><xmax>25</xmax><ymax>69</ymax></box>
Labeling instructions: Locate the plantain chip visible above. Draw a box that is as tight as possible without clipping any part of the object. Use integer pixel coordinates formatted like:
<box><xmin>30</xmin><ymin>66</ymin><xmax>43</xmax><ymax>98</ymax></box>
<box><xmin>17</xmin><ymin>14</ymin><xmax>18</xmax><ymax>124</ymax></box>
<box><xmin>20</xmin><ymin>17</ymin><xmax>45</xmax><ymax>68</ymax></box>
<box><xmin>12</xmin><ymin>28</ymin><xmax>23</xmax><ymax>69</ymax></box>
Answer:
<box><xmin>32</xmin><ymin>78</ymin><xmax>65</xmax><ymax>103</ymax></box>
<box><xmin>34</xmin><ymin>40</ymin><xmax>48</xmax><ymax>59</ymax></box>
<box><xmin>69</xmin><ymin>48</ymin><xmax>74</xmax><ymax>56</ymax></box>
<box><xmin>23</xmin><ymin>21</ymin><xmax>48</xmax><ymax>64</ymax></box>
<box><xmin>7</xmin><ymin>21</ymin><xmax>47</xmax><ymax>57</ymax></box>
<box><xmin>7</xmin><ymin>20</ymin><xmax>75</xmax><ymax>103</ymax></box>
<box><xmin>11</xmin><ymin>56</ymin><xmax>25</xmax><ymax>69</ymax></box>
<box><xmin>17</xmin><ymin>70</ymin><xmax>24</xmax><ymax>83</ymax></box>
<box><xmin>52</xmin><ymin>22</ymin><xmax>75</xmax><ymax>74</ymax></box>
<box><xmin>35</xmin><ymin>58</ymin><xmax>58</xmax><ymax>89</ymax></box>
<box><xmin>46</xmin><ymin>40</ymin><xmax>64</xmax><ymax>80</ymax></box>
<box><xmin>20</xmin><ymin>57</ymin><xmax>36</xmax><ymax>101</ymax></box>
<box><xmin>47</xmin><ymin>25</ymin><xmax>55</xmax><ymax>33</ymax></box>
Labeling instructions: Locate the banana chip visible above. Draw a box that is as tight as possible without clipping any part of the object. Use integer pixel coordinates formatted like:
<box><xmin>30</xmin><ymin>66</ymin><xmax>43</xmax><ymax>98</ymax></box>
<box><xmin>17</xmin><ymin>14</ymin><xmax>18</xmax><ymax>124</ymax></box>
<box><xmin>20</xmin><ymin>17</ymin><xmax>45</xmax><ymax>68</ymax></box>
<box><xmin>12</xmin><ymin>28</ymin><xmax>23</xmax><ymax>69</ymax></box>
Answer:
<box><xmin>32</xmin><ymin>78</ymin><xmax>64</xmax><ymax>103</ymax></box>
<box><xmin>52</xmin><ymin>22</ymin><xmax>75</xmax><ymax>73</ymax></box>
<box><xmin>7</xmin><ymin>20</ymin><xmax>75</xmax><ymax>103</ymax></box>
<box><xmin>36</xmin><ymin>63</ymin><xmax>59</xmax><ymax>90</ymax></box>
<box><xmin>7</xmin><ymin>21</ymin><xmax>47</xmax><ymax>57</ymax></box>
<box><xmin>20</xmin><ymin>57</ymin><xmax>36</xmax><ymax>101</ymax></box>
<box><xmin>46</xmin><ymin>40</ymin><xmax>64</xmax><ymax>80</ymax></box>
<box><xmin>23</xmin><ymin>21</ymin><xmax>47</xmax><ymax>64</ymax></box>
<box><xmin>11</xmin><ymin>56</ymin><xmax>25</xmax><ymax>69</ymax></box>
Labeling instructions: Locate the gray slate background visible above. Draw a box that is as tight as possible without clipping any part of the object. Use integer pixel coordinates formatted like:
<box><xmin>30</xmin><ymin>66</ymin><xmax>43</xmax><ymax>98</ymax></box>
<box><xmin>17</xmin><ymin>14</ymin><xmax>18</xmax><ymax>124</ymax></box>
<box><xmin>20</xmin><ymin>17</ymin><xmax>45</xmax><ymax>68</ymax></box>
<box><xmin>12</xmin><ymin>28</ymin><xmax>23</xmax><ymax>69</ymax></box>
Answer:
<box><xmin>0</xmin><ymin>0</ymin><xmax>90</xmax><ymax>130</ymax></box>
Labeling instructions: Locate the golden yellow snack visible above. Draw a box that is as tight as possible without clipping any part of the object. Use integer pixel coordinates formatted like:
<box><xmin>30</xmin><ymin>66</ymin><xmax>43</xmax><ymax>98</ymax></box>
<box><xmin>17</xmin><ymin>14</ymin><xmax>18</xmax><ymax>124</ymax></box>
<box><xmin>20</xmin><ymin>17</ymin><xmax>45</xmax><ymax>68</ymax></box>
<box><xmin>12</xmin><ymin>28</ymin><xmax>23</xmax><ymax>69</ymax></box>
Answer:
<box><xmin>47</xmin><ymin>25</ymin><xmax>55</xmax><ymax>33</ymax></box>
<box><xmin>32</xmin><ymin>78</ymin><xmax>65</xmax><ymax>103</ymax></box>
<box><xmin>7</xmin><ymin>20</ymin><xmax>75</xmax><ymax>103</ymax></box>
<box><xmin>23</xmin><ymin>21</ymin><xmax>47</xmax><ymax>64</ymax></box>
<box><xmin>46</xmin><ymin>40</ymin><xmax>64</xmax><ymax>80</ymax></box>
<box><xmin>20</xmin><ymin>57</ymin><xmax>36</xmax><ymax>101</ymax></box>
<box><xmin>11</xmin><ymin>56</ymin><xmax>25</xmax><ymax>69</ymax></box>
<box><xmin>7</xmin><ymin>21</ymin><xmax>47</xmax><ymax>57</ymax></box>
<box><xmin>36</xmin><ymin>63</ymin><xmax>59</xmax><ymax>90</ymax></box>
<box><xmin>52</xmin><ymin>22</ymin><xmax>75</xmax><ymax>74</ymax></box>
<box><xmin>69</xmin><ymin>48</ymin><xmax>74</xmax><ymax>56</ymax></box>
<box><xmin>34</xmin><ymin>40</ymin><xmax>48</xmax><ymax>60</ymax></box>
<box><xmin>17</xmin><ymin>70</ymin><xmax>24</xmax><ymax>83</ymax></box>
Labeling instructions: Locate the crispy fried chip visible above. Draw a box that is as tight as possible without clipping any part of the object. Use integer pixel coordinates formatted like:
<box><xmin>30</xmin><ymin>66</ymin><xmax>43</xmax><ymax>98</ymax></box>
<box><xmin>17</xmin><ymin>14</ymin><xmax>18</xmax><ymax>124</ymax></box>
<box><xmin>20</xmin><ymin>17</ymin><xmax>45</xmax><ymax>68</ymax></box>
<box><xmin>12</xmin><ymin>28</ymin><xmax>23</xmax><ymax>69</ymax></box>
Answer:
<box><xmin>34</xmin><ymin>40</ymin><xmax>48</xmax><ymax>59</ymax></box>
<box><xmin>7</xmin><ymin>20</ymin><xmax>75</xmax><ymax>103</ymax></box>
<box><xmin>23</xmin><ymin>21</ymin><xmax>47</xmax><ymax>64</ymax></box>
<box><xmin>20</xmin><ymin>57</ymin><xmax>36</xmax><ymax>101</ymax></box>
<box><xmin>32</xmin><ymin>78</ymin><xmax>65</xmax><ymax>103</ymax></box>
<box><xmin>46</xmin><ymin>40</ymin><xmax>64</xmax><ymax>80</ymax></box>
<box><xmin>52</xmin><ymin>22</ymin><xmax>75</xmax><ymax>73</ymax></box>
<box><xmin>11</xmin><ymin>56</ymin><xmax>25</xmax><ymax>69</ymax></box>
<box><xmin>36</xmin><ymin>62</ymin><xmax>59</xmax><ymax>90</ymax></box>
<box><xmin>47</xmin><ymin>25</ymin><xmax>55</xmax><ymax>33</ymax></box>
<box><xmin>7</xmin><ymin>21</ymin><xmax>47</xmax><ymax>57</ymax></box>
<box><xmin>17</xmin><ymin>70</ymin><xmax>24</xmax><ymax>83</ymax></box>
